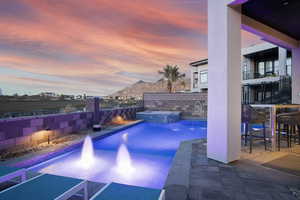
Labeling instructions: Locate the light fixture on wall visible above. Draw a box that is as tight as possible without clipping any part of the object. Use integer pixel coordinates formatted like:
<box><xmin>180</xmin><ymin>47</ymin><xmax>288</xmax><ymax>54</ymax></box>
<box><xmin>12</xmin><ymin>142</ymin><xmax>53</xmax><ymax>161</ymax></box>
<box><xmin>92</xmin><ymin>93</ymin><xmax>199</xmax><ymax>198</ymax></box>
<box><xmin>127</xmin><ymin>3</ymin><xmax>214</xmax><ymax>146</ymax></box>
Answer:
<box><xmin>45</xmin><ymin>127</ymin><xmax>51</xmax><ymax>144</ymax></box>
<box><xmin>112</xmin><ymin>115</ymin><xmax>126</xmax><ymax>125</ymax></box>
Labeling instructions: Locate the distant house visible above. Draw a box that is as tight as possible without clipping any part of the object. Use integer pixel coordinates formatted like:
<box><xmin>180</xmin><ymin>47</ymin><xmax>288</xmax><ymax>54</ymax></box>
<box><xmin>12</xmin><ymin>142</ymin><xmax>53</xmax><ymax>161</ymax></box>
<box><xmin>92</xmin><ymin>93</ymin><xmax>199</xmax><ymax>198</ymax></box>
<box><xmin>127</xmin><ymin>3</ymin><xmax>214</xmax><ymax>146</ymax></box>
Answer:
<box><xmin>64</xmin><ymin>95</ymin><xmax>75</xmax><ymax>100</ymax></box>
<box><xmin>190</xmin><ymin>59</ymin><xmax>208</xmax><ymax>93</ymax></box>
<box><xmin>87</xmin><ymin>96</ymin><xmax>95</xmax><ymax>99</ymax></box>
<box><xmin>40</xmin><ymin>92</ymin><xmax>57</xmax><ymax>97</ymax></box>
<box><xmin>190</xmin><ymin>43</ymin><xmax>292</xmax><ymax>104</ymax></box>
<box><xmin>75</xmin><ymin>95</ymin><xmax>83</xmax><ymax>100</ymax></box>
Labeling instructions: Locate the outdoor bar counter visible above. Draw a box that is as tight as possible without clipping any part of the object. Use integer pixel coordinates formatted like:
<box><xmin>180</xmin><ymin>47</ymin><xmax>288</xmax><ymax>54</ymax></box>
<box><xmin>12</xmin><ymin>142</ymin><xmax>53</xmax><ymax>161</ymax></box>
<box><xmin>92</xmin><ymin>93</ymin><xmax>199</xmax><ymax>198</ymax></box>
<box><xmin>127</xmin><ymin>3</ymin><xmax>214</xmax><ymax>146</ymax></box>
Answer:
<box><xmin>251</xmin><ymin>104</ymin><xmax>300</xmax><ymax>151</ymax></box>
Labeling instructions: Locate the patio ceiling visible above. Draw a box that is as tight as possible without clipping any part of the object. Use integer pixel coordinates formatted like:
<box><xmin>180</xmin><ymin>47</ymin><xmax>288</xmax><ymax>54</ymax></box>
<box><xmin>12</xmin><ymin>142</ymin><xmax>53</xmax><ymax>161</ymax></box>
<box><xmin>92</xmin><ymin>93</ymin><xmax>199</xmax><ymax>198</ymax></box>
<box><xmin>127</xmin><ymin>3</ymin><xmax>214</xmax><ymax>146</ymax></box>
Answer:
<box><xmin>242</xmin><ymin>0</ymin><xmax>300</xmax><ymax>40</ymax></box>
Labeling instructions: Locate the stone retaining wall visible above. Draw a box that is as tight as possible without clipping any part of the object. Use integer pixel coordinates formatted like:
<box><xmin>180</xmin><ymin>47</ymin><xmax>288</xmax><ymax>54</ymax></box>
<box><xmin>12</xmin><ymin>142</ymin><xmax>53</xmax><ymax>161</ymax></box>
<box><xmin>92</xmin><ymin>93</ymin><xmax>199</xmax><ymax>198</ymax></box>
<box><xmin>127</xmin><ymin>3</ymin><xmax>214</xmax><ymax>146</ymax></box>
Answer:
<box><xmin>99</xmin><ymin>107</ymin><xmax>143</xmax><ymax>124</ymax></box>
<box><xmin>143</xmin><ymin>93</ymin><xmax>207</xmax><ymax>119</ymax></box>
<box><xmin>0</xmin><ymin>106</ymin><xmax>143</xmax><ymax>150</ymax></box>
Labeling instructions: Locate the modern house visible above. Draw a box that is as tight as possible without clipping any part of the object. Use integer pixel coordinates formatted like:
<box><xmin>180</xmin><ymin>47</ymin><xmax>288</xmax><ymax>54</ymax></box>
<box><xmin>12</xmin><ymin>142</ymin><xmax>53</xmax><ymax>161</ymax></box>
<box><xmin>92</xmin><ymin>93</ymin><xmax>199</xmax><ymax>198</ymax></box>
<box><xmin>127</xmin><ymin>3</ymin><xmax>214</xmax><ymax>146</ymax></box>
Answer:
<box><xmin>207</xmin><ymin>0</ymin><xmax>300</xmax><ymax>163</ymax></box>
<box><xmin>39</xmin><ymin>92</ymin><xmax>57</xmax><ymax>97</ymax></box>
<box><xmin>191</xmin><ymin>43</ymin><xmax>292</xmax><ymax>104</ymax></box>
<box><xmin>190</xmin><ymin>59</ymin><xmax>208</xmax><ymax>92</ymax></box>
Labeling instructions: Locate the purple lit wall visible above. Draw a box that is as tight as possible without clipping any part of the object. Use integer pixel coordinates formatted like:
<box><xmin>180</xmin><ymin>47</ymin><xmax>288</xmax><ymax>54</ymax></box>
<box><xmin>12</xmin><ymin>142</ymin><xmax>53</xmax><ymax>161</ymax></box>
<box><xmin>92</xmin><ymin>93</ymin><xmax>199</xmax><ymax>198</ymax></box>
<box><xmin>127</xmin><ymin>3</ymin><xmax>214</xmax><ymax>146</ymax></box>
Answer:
<box><xmin>0</xmin><ymin>107</ymin><xmax>143</xmax><ymax>150</ymax></box>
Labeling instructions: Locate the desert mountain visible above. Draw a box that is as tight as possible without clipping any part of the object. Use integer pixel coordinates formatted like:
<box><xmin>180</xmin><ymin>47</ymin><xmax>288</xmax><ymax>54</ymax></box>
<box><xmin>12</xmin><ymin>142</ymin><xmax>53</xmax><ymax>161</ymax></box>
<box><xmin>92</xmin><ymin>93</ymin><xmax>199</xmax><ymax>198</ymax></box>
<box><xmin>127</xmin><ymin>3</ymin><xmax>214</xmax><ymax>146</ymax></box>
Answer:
<box><xmin>110</xmin><ymin>78</ymin><xmax>191</xmax><ymax>99</ymax></box>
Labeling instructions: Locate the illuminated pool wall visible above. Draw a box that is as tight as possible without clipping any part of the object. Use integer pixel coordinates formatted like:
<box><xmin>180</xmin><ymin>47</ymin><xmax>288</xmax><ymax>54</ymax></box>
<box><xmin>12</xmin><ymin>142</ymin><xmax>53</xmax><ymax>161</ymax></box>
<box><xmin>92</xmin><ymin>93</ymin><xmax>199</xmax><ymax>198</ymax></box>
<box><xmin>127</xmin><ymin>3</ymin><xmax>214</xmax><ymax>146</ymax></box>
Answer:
<box><xmin>0</xmin><ymin>106</ymin><xmax>143</xmax><ymax>150</ymax></box>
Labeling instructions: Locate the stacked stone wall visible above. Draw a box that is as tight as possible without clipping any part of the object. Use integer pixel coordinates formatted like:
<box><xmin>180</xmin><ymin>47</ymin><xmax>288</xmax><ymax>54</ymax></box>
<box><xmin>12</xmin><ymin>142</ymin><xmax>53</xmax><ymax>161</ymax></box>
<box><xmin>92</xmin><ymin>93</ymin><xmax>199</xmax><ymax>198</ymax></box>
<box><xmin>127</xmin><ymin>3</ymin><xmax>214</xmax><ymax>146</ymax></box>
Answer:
<box><xmin>143</xmin><ymin>93</ymin><xmax>207</xmax><ymax>119</ymax></box>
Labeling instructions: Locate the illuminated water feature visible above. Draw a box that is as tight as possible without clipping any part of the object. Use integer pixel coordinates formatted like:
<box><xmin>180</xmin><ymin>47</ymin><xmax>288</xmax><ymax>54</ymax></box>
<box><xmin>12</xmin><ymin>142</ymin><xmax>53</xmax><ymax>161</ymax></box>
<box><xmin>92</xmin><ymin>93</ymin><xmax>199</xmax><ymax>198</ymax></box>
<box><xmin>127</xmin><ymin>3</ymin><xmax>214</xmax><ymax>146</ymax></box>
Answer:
<box><xmin>115</xmin><ymin>144</ymin><xmax>135</xmax><ymax>175</ymax></box>
<box><xmin>31</xmin><ymin>120</ymin><xmax>207</xmax><ymax>189</ymax></box>
<box><xmin>79</xmin><ymin>135</ymin><xmax>95</xmax><ymax>169</ymax></box>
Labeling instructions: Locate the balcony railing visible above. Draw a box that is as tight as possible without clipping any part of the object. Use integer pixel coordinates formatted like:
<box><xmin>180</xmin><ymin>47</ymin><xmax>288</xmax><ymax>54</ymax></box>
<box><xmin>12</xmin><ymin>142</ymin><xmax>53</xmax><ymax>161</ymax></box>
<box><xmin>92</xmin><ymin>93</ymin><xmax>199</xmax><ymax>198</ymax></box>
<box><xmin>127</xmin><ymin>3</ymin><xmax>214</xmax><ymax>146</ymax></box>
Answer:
<box><xmin>242</xmin><ymin>72</ymin><xmax>279</xmax><ymax>80</ymax></box>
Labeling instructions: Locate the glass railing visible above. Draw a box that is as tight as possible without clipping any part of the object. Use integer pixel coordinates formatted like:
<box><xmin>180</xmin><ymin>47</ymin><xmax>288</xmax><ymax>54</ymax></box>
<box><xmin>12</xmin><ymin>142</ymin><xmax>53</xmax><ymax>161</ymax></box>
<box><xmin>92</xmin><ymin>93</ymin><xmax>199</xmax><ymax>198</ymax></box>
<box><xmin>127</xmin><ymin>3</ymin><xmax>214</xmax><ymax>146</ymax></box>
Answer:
<box><xmin>242</xmin><ymin>72</ymin><xmax>280</xmax><ymax>80</ymax></box>
<box><xmin>0</xmin><ymin>98</ymin><xmax>87</xmax><ymax>119</ymax></box>
<box><xmin>0</xmin><ymin>97</ymin><xmax>143</xmax><ymax>119</ymax></box>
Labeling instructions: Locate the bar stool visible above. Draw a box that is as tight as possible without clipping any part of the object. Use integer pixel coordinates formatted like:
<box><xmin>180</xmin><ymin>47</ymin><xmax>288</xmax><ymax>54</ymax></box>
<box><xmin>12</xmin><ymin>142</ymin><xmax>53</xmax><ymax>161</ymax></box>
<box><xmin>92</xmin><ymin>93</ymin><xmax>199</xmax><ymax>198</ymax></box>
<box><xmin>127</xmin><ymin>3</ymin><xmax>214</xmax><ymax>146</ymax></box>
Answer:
<box><xmin>242</xmin><ymin>105</ymin><xmax>268</xmax><ymax>153</ymax></box>
<box><xmin>277</xmin><ymin>112</ymin><xmax>300</xmax><ymax>151</ymax></box>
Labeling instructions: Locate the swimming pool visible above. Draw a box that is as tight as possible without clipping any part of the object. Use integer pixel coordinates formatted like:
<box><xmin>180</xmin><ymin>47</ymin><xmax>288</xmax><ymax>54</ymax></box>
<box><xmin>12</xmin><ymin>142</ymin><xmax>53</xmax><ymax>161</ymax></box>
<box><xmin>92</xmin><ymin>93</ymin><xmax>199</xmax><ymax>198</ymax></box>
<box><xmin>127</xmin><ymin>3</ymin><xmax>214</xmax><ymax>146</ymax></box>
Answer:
<box><xmin>30</xmin><ymin>120</ymin><xmax>207</xmax><ymax>189</ymax></box>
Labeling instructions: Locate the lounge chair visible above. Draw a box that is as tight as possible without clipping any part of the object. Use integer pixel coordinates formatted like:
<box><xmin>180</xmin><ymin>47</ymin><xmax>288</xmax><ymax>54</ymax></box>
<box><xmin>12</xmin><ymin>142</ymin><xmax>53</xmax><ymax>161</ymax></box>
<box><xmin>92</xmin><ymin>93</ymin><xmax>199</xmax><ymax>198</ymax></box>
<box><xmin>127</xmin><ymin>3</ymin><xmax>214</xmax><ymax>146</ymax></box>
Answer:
<box><xmin>0</xmin><ymin>174</ymin><xmax>88</xmax><ymax>200</ymax></box>
<box><xmin>0</xmin><ymin>166</ymin><xmax>26</xmax><ymax>183</ymax></box>
<box><xmin>90</xmin><ymin>182</ymin><xmax>165</xmax><ymax>200</ymax></box>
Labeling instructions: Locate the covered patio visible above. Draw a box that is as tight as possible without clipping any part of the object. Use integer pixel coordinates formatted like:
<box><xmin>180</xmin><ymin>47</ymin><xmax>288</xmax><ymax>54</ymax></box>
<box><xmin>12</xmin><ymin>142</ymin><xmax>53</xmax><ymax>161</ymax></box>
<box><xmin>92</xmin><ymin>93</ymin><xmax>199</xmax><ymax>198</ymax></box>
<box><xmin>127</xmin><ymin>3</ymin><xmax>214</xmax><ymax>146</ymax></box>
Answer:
<box><xmin>207</xmin><ymin>0</ymin><xmax>300</xmax><ymax>163</ymax></box>
<box><xmin>182</xmin><ymin>1</ymin><xmax>300</xmax><ymax>199</ymax></box>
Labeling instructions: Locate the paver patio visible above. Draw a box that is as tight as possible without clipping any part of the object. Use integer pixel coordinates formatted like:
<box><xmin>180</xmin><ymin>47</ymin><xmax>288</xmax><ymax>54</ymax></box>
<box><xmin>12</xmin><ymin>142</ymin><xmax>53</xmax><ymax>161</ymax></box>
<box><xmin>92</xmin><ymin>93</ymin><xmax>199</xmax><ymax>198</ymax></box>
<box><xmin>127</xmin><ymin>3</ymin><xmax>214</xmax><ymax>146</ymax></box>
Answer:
<box><xmin>188</xmin><ymin>140</ymin><xmax>300</xmax><ymax>200</ymax></box>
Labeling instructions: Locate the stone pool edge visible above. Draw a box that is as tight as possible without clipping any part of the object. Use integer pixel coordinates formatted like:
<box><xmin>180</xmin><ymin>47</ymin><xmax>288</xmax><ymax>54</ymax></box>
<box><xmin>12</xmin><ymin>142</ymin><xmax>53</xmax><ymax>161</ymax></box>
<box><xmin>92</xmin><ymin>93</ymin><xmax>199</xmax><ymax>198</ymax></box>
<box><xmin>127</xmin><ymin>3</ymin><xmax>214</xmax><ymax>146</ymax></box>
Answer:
<box><xmin>163</xmin><ymin>138</ymin><xmax>204</xmax><ymax>200</ymax></box>
<box><xmin>6</xmin><ymin>120</ymin><xmax>144</xmax><ymax>168</ymax></box>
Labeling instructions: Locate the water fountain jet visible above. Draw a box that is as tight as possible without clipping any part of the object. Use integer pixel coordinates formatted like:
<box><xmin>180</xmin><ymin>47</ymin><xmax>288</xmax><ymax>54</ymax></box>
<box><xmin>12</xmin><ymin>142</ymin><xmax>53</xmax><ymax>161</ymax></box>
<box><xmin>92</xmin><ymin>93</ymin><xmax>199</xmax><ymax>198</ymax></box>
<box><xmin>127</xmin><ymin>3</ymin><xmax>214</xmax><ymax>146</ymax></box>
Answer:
<box><xmin>80</xmin><ymin>135</ymin><xmax>95</xmax><ymax>169</ymax></box>
<box><xmin>116</xmin><ymin>144</ymin><xmax>134</xmax><ymax>175</ymax></box>
<box><xmin>122</xmin><ymin>133</ymin><xmax>128</xmax><ymax>142</ymax></box>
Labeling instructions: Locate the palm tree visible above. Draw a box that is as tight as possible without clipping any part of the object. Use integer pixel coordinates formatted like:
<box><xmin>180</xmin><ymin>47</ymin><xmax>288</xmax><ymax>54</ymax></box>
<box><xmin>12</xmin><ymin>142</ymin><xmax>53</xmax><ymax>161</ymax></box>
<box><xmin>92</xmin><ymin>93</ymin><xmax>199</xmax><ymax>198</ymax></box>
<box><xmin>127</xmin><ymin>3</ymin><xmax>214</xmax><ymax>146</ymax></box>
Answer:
<box><xmin>158</xmin><ymin>65</ymin><xmax>185</xmax><ymax>93</ymax></box>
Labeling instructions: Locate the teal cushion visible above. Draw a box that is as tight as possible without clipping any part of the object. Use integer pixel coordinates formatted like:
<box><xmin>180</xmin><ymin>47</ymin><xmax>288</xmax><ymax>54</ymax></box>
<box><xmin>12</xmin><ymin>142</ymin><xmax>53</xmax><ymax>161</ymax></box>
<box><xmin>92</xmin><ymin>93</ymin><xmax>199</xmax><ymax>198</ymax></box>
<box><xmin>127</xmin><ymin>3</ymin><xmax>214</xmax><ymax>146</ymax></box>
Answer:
<box><xmin>0</xmin><ymin>166</ymin><xmax>22</xmax><ymax>177</ymax></box>
<box><xmin>94</xmin><ymin>182</ymin><xmax>162</xmax><ymax>200</ymax></box>
<box><xmin>0</xmin><ymin>174</ymin><xmax>83</xmax><ymax>200</ymax></box>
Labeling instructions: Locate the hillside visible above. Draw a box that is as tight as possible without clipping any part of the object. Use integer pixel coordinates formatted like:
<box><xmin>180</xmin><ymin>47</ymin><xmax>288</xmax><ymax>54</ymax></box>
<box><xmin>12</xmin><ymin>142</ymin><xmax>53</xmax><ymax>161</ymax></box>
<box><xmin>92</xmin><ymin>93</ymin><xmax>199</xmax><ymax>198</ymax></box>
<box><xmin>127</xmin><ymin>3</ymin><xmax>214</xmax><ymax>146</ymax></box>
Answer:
<box><xmin>110</xmin><ymin>79</ymin><xmax>191</xmax><ymax>99</ymax></box>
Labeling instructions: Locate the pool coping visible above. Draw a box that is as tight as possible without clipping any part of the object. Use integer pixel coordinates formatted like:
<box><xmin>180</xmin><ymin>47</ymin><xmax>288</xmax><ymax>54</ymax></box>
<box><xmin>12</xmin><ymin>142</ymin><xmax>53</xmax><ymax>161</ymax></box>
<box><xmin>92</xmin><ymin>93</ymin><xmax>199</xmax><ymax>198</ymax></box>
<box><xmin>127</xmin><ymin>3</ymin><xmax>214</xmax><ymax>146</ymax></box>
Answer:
<box><xmin>6</xmin><ymin>120</ymin><xmax>144</xmax><ymax>168</ymax></box>
<box><xmin>163</xmin><ymin>139</ymin><xmax>200</xmax><ymax>200</ymax></box>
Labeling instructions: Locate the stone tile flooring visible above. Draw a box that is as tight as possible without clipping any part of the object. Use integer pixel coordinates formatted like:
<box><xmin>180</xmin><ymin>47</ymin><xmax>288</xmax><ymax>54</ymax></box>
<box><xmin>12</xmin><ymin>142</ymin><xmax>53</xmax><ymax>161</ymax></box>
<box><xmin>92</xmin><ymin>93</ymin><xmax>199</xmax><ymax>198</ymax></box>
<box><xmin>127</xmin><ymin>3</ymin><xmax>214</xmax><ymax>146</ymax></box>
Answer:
<box><xmin>188</xmin><ymin>140</ymin><xmax>300</xmax><ymax>200</ymax></box>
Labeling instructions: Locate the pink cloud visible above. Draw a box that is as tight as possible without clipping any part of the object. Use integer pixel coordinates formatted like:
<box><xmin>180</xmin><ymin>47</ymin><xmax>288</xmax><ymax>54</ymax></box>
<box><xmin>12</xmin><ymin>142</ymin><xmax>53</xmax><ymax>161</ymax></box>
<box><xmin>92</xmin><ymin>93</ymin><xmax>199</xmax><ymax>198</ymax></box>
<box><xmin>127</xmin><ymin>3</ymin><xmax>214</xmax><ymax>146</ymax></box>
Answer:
<box><xmin>0</xmin><ymin>0</ymin><xmax>261</xmax><ymax>95</ymax></box>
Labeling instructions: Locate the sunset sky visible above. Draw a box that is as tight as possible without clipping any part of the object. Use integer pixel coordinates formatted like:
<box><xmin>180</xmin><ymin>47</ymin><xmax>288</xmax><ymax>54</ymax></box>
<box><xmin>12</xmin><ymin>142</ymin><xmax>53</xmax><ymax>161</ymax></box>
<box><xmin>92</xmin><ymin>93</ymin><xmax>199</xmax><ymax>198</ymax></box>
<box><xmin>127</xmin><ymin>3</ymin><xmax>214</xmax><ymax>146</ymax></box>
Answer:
<box><xmin>0</xmin><ymin>0</ymin><xmax>262</xmax><ymax>96</ymax></box>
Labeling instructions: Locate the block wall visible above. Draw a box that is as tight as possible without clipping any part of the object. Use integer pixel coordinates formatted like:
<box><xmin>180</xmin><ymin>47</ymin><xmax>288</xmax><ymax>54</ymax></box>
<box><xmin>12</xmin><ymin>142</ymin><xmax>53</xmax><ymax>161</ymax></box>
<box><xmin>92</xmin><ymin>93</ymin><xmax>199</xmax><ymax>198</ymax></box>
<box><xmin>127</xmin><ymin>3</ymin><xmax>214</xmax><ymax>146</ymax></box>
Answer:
<box><xmin>143</xmin><ymin>93</ymin><xmax>207</xmax><ymax>119</ymax></box>
<box><xmin>0</xmin><ymin>107</ymin><xmax>143</xmax><ymax>150</ymax></box>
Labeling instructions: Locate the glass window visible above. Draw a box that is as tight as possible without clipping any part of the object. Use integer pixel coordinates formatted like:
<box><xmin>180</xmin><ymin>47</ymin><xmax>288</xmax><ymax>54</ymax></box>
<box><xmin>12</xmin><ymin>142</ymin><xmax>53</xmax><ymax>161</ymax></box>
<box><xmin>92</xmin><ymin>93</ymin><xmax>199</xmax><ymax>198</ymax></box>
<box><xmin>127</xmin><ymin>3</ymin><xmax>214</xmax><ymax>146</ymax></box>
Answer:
<box><xmin>193</xmin><ymin>72</ymin><xmax>199</xmax><ymax>88</ymax></box>
<box><xmin>243</xmin><ymin>61</ymin><xmax>248</xmax><ymax>72</ymax></box>
<box><xmin>193</xmin><ymin>79</ymin><xmax>198</xmax><ymax>88</ymax></box>
<box><xmin>193</xmin><ymin>72</ymin><xmax>198</xmax><ymax>78</ymax></box>
<box><xmin>274</xmin><ymin>60</ymin><xmax>279</xmax><ymax>75</ymax></box>
<box><xmin>286</xmin><ymin>57</ymin><xmax>292</xmax><ymax>76</ymax></box>
<box><xmin>256</xmin><ymin>91</ymin><xmax>263</xmax><ymax>102</ymax></box>
<box><xmin>258</xmin><ymin>62</ymin><xmax>265</xmax><ymax>76</ymax></box>
<box><xmin>265</xmin><ymin>61</ymin><xmax>273</xmax><ymax>73</ymax></box>
<box><xmin>200</xmin><ymin>70</ymin><xmax>208</xmax><ymax>83</ymax></box>
<box><xmin>243</xmin><ymin>61</ymin><xmax>249</xmax><ymax>79</ymax></box>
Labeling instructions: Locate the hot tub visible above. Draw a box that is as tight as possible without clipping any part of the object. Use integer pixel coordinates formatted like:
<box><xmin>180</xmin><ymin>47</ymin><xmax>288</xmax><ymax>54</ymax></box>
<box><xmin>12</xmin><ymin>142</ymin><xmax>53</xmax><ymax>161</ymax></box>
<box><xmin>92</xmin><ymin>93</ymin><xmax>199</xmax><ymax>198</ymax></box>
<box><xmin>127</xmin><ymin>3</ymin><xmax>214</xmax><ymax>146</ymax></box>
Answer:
<box><xmin>136</xmin><ymin>111</ymin><xmax>181</xmax><ymax>123</ymax></box>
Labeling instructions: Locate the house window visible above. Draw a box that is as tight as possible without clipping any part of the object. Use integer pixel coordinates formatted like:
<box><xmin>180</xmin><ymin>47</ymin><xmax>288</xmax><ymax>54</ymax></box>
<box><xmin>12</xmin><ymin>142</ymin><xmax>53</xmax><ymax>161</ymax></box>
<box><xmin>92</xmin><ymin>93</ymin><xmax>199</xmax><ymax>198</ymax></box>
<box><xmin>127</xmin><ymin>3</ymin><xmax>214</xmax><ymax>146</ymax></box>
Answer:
<box><xmin>193</xmin><ymin>79</ymin><xmax>198</xmax><ymax>88</ymax></box>
<box><xmin>193</xmin><ymin>72</ymin><xmax>198</xmax><ymax>88</ymax></box>
<box><xmin>274</xmin><ymin>60</ymin><xmax>279</xmax><ymax>75</ymax></box>
<box><xmin>256</xmin><ymin>59</ymin><xmax>278</xmax><ymax>77</ymax></box>
<box><xmin>243</xmin><ymin>61</ymin><xmax>248</xmax><ymax>73</ymax></box>
<box><xmin>286</xmin><ymin>57</ymin><xmax>292</xmax><ymax>76</ymax></box>
<box><xmin>258</xmin><ymin>62</ymin><xmax>265</xmax><ymax>77</ymax></box>
<box><xmin>243</xmin><ymin>61</ymin><xmax>249</xmax><ymax>79</ymax></box>
<box><xmin>193</xmin><ymin>72</ymin><xmax>198</xmax><ymax>78</ymax></box>
<box><xmin>200</xmin><ymin>70</ymin><xmax>208</xmax><ymax>83</ymax></box>
<box><xmin>265</xmin><ymin>61</ymin><xmax>273</xmax><ymax>73</ymax></box>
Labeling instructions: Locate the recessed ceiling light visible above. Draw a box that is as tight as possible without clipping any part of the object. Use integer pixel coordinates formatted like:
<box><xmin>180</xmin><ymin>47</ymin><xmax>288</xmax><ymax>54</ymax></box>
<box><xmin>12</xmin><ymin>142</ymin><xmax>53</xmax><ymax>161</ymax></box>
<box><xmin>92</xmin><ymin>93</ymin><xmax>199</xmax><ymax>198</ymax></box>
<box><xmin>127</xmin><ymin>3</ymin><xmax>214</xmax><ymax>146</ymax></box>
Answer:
<box><xmin>282</xmin><ymin>1</ymin><xmax>289</xmax><ymax>6</ymax></box>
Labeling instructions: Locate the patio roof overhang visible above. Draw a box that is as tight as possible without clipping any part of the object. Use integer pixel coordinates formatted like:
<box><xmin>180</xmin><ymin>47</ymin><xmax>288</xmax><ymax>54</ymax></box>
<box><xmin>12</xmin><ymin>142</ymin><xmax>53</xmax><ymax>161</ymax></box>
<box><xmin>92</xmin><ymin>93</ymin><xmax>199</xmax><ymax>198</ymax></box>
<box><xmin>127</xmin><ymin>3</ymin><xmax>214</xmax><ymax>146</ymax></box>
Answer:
<box><xmin>229</xmin><ymin>0</ymin><xmax>300</xmax><ymax>50</ymax></box>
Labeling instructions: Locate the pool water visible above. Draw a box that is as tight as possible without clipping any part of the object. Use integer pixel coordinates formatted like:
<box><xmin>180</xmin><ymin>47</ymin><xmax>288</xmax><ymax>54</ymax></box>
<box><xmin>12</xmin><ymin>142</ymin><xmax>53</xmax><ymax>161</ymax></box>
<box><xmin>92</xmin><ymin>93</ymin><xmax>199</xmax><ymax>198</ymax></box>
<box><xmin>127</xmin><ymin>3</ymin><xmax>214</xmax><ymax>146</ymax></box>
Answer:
<box><xmin>31</xmin><ymin>120</ymin><xmax>207</xmax><ymax>189</ymax></box>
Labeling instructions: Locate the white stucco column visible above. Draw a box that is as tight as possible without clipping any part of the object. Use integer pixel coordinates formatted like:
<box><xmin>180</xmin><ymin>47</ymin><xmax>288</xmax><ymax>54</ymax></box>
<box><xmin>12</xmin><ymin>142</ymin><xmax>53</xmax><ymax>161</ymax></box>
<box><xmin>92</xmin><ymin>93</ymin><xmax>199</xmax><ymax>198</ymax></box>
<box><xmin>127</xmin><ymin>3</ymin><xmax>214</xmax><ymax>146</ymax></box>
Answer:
<box><xmin>207</xmin><ymin>1</ymin><xmax>241</xmax><ymax>163</ymax></box>
<box><xmin>292</xmin><ymin>48</ymin><xmax>300</xmax><ymax>104</ymax></box>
